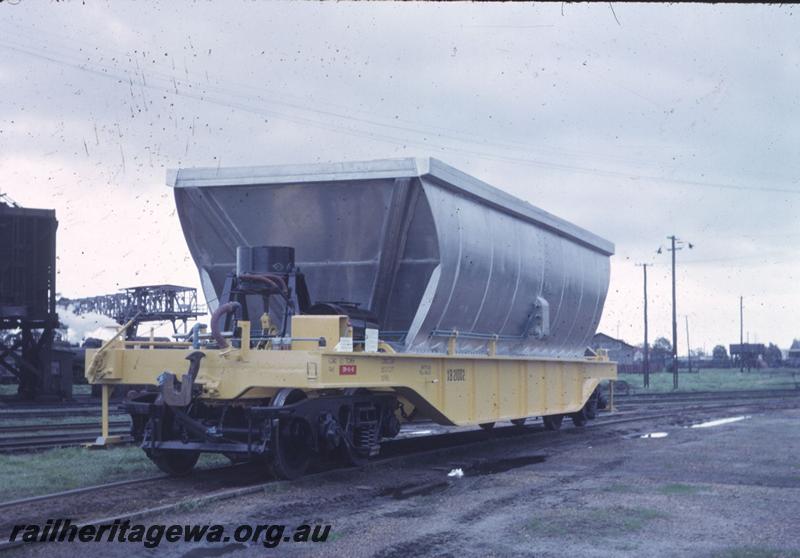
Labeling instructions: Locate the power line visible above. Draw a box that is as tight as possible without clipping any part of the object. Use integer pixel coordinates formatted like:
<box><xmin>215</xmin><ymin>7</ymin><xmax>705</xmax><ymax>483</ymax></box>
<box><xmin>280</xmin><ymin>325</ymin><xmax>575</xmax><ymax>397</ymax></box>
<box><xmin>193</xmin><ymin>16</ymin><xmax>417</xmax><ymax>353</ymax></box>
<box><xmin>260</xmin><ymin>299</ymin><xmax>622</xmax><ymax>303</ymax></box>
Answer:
<box><xmin>0</xmin><ymin>24</ymin><xmax>657</xmax><ymax>165</ymax></box>
<box><xmin>2</xmin><ymin>34</ymin><xmax>800</xmax><ymax>196</ymax></box>
<box><xmin>0</xmin><ymin>22</ymin><xmax>717</xmax><ymax>168</ymax></box>
<box><xmin>680</xmin><ymin>251</ymin><xmax>793</xmax><ymax>265</ymax></box>
<box><xmin>619</xmin><ymin>248</ymin><xmax>793</xmax><ymax>266</ymax></box>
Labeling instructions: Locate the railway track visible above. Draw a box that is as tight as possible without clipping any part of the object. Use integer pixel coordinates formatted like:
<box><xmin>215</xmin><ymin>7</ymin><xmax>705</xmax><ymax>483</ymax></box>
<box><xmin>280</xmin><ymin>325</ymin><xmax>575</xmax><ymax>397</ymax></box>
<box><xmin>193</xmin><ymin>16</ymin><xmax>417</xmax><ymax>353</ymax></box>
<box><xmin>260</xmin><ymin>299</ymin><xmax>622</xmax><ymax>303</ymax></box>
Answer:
<box><xmin>0</xmin><ymin>432</ymin><xmax>132</xmax><ymax>453</ymax></box>
<box><xmin>0</xmin><ymin>407</ymin><xmax>126</xmax><ymax>421</ymax></box>
<box><xmin>613</xmin><ymin>390</ymin><xmax>800</xmax><ymax>413</ymax></box>
<box><xmin>0</xmin><ymin>421</ymin><xmax>131</xmax><ymax>452</ymax></box>
<box><xmin>0</xmin><ymin>394</ymin><xmax>94</xmax><ymax>407</ymax></box>
<box><xmin>1</xmin><ymin>391</ymin><xmax>798</xmax><ymax>553</ymax></box>
<box><xmin>0</xmin><ymin>420</ymin><xmax>130</xmax><ymax>435</ymax></box>
<box><xmin>616</xmin><ymin>387</ymin><xmax>800</xmax><ymax>402</ymax></box>
<box><xmin>0</xmin><ymin>389</ymin><xmax>798</xmax><ymax>453</ymax></box>
<box><xmin>1</xmin><ymin>387</ymin><xmax>792</xmax><ymax>417</ymax></box>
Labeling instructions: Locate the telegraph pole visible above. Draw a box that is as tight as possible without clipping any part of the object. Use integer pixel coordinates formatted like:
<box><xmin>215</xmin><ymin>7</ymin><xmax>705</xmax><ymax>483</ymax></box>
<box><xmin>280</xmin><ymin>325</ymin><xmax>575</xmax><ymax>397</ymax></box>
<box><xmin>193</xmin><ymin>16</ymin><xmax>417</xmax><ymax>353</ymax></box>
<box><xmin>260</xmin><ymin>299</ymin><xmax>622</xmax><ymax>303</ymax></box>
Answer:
<box><xmin>685</xmin><ymin>315</ymin><xmax>692</xmax><ymax>374</ymax></box>
<box><xmin>663</xmin><ymin>235</ymin><xmax>693</xmax><ymax>389</ymax></box>
<box><xmin>636</xmin><ymin>263</ymin><xmax>650</xmax><ymax>388</ymax></box>
<box><xmin>739</xmin><ymin>296</ymin><xmax>744</xmax><ymax>373</ymax></box>
<box><xmin>669</xmin><ymin>235</ymin><xmax>678</xmax><ymax>389</ymax></box>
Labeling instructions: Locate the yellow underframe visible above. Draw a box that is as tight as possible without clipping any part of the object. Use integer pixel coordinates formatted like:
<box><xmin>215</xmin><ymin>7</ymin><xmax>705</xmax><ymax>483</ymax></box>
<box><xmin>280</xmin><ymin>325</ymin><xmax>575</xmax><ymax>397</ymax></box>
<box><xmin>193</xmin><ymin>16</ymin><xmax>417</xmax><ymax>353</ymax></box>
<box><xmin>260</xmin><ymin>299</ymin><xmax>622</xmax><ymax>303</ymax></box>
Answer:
<box><xmin>86</xmin><ymin>340</ymin><xmax>616</xmax><ymax>426</ymax></box>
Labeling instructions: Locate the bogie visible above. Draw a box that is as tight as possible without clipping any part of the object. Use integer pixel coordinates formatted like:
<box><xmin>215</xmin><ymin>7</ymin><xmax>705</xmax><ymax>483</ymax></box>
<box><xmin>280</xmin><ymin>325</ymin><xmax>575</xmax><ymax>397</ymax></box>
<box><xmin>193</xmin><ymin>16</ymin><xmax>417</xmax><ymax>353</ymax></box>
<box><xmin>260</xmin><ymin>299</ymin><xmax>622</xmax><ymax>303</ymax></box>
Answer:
<box><xmin>127</xmin><ymin>388</ymin><xmax>400</xmax><ymax>479</ymax></box>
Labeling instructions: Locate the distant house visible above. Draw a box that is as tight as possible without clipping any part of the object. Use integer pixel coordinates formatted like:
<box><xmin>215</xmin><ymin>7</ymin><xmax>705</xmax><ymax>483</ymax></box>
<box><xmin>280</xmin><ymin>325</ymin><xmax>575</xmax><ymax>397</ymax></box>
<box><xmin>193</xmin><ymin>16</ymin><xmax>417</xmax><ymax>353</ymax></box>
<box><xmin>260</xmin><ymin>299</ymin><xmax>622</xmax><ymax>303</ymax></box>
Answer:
<box><xmin>787</xmin><ymin>340</ymin><xmax>800</xmax><ymax>367</ymax></box>
<box><xmin>729</xmin><ymin>343</ymin><xmax>766</xmax><ymax>370</ymax></box>
<box><xmin>591</xmin><ymin>333</ymin><xmax>638</xmax><ymax>365</ymax></box>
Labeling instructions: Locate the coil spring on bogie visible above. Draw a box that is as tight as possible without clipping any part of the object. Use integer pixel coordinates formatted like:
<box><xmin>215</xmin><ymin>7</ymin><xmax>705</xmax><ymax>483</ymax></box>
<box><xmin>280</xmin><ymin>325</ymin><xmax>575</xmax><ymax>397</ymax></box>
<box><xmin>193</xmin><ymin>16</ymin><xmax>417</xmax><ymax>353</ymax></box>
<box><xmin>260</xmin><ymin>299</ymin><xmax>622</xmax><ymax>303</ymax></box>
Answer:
<box><xmin>354</xmin><ymin>404</ymin><xmax>381</xmax><ymax>456</ymax></box>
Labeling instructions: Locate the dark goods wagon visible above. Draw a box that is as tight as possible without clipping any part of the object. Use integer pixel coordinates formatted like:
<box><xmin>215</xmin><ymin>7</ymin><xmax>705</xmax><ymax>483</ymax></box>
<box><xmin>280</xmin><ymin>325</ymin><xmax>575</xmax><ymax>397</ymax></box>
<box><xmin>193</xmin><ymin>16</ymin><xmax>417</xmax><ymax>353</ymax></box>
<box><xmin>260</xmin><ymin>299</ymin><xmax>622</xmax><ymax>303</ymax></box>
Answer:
<box><xmin>0</xmin><ymin>201</ymin><xmax>65</xmax><ymax>399</ymax></box>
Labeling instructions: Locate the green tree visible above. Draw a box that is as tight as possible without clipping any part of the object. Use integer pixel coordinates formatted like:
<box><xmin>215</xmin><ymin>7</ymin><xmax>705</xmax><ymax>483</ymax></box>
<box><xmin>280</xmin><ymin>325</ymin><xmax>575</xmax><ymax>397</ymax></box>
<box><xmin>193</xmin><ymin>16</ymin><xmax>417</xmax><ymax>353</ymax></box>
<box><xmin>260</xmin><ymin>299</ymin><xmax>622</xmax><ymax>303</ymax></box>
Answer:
<box><xmin>653</xmin><ymin>337</ymin><xmax>672</xmax><ymax>352</ymax></box>
<box><xmin>712</xmin><ymin>345</ymin><xmax>729</xmax><ymax>368</ymax></box>
<box><xmin>765</xmin><ymin>343</ymin><xmax>783</xmax><ymax>367</ymax></box>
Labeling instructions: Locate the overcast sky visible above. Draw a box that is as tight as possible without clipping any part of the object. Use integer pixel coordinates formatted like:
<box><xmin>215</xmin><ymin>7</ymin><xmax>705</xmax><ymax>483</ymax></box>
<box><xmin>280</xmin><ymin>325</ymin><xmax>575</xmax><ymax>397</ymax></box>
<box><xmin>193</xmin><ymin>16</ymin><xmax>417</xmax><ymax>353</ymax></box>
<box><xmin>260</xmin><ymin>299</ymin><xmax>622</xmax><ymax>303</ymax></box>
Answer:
<box><xmin>1</xmin><ymin>2</ymin><xmax>798</xmax><ymax>352</ymax></box>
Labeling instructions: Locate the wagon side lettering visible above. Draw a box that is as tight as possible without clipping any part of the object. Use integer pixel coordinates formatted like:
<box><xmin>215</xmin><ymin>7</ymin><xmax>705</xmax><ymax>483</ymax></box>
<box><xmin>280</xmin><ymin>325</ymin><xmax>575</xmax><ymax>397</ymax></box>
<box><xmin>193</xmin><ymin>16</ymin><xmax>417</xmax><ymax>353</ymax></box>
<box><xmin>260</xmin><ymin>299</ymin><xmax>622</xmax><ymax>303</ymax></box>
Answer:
<box><xmin>339</xmin><ymin>364</ymin><xmax>357</xmax><ymax>376</ymax></box>
<box><xmin>446</xmin><ymin>368</ymin><xmax>466</xmax><ymax>382</ymax></box>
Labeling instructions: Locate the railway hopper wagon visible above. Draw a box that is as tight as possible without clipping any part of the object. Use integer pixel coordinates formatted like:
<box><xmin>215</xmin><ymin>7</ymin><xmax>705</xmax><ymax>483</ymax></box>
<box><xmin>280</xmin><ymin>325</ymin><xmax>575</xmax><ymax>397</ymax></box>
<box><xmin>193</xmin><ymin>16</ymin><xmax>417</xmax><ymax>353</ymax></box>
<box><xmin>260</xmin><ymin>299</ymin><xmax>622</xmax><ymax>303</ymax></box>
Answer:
<box><xmin>86</xmin><ymin>158</ymin><xmax>616</xmax><ymax>479</ymax></box>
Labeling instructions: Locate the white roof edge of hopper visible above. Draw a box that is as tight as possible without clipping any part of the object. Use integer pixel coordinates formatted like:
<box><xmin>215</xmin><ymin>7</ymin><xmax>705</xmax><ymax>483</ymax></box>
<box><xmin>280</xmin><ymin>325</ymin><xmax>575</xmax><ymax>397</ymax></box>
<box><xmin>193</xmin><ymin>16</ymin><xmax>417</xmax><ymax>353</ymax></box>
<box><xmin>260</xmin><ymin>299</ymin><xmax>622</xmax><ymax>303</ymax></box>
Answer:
<box><xmin>166</xmin><ymin>158</ymin><xmax>422</xmax><ymax>188</ymax></box>
<box><xmin>423</xmin><ymin>158</ymin><xmax>615</xmax><ymax>256</ymax></box>
<box><xmin>167</xmin><ymin>157</ymin><xmax>614</xmax><ymax>256</ymax></box>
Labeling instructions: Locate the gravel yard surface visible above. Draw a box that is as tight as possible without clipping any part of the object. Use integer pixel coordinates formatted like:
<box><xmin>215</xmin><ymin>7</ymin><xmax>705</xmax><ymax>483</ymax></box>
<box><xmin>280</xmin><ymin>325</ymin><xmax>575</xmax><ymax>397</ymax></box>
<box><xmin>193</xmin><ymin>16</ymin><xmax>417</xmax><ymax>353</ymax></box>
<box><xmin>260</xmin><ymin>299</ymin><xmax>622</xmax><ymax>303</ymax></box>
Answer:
<box><xmin>11</xmin><ymin>407</ymin><xmax>800</xmax><ymax>558</ymax></box>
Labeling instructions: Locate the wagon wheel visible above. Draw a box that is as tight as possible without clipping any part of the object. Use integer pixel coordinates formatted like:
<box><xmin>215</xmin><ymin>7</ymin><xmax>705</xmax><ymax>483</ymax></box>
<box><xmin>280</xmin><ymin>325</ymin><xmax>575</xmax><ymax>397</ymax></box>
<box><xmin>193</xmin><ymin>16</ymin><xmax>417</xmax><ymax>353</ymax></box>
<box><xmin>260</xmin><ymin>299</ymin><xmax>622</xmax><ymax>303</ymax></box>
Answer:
<box><xmin>584</xmin><ymin>392</ymin><xmax>600</xmax><ymax>420</ymax></box>
<box><xmin>570</xmin><ymin>409</ymin><xmax>588</xmax><ymax>427</ymax></box>
<box><xmin>143</xmin><ymin>415</ymin><xmax>200</xmax><ymax>476</ymax></box>
<box><xmin>146</xmin><ymin>449</ymin><xmax>200</xmax><ymax>476</ymax></box>
<box><xmin>479</xmin><ymin>422</ymin><xmax>496</xmax><ymax>431</ymax></box>
<box><xmin>269</xmin><ymin>388</ymin><xmax>313</xmax><ymax>480</ymax></box>
<box><xmin>510</xmin><ymin>418</ymin><xmax>526</xmax><ymax>426</ymax></box>
<box><xmin>542</xmin><ymin>414</ymin><xmax>564</xmax><ymax>431</ymax></box>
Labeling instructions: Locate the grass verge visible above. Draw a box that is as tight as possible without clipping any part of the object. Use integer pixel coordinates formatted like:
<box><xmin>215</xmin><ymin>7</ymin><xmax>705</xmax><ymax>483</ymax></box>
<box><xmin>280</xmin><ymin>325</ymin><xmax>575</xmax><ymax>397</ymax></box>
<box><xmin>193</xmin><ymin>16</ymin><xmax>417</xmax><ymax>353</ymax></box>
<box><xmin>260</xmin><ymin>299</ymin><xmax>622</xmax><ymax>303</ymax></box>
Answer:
<box><xmin>614</xmin><ymin>368</ymin><xmax>800</xmax><ymax>394</ymax></box>
<box><xmin>0</xmin><ymin>446</ymin><xmax>228</xmax><ymax>502</ymax></box>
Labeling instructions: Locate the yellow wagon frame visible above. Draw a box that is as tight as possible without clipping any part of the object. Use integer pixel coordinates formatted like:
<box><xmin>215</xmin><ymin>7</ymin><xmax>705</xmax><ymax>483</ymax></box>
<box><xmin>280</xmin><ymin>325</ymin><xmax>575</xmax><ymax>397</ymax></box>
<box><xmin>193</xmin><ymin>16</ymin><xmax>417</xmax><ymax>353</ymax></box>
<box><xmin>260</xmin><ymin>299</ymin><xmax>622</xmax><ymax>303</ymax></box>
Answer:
<box><xmin>86</xmin><ymin>315</ymin><xmax>616</xmax><ymax>437</ymax></box>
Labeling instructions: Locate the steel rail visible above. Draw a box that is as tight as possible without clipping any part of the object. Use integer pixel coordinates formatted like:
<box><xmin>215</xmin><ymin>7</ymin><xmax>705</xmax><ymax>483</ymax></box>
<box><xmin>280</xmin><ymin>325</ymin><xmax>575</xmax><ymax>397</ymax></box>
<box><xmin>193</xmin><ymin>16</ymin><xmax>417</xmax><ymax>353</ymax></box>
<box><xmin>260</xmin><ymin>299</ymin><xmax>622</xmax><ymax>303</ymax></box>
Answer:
<box><xmin>0</xmin><ymin>420</ymin><xmax>130</xmax><ymax>435</ymax></box>
<box><xmin>0</xmin><ymin>432</ymin><xmax>131</xmax><ymax>453</ymax></box>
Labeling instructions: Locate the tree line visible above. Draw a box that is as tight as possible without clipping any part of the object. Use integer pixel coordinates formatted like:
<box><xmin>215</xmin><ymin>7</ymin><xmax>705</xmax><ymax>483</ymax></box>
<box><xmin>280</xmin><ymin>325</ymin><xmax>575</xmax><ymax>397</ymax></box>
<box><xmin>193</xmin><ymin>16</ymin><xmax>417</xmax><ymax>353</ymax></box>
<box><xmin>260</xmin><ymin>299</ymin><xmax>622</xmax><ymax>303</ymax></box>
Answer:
<box><xmin>641</xmin><ymin>337</ymin><xmax>785</xmax><ymax>368</ymax></box>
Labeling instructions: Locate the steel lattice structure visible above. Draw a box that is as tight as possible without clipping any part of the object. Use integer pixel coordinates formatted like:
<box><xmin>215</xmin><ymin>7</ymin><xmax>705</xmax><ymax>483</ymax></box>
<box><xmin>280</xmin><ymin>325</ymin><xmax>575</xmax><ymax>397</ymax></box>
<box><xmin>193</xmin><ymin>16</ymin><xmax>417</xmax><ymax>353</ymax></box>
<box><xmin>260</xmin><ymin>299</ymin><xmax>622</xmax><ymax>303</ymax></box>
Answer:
<box><xmin>58</xmin><ymin>284</ymin><xmax>205</xmax><ymax>336</ymax></box>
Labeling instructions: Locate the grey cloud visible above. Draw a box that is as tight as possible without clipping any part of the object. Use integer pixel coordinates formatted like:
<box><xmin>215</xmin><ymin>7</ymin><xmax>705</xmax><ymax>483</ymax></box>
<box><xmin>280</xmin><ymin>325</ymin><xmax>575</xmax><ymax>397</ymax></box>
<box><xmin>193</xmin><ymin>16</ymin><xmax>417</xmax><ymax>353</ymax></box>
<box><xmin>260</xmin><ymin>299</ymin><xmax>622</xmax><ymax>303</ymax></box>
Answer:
<box><xmin>1</xmin><ymin>2</ymin><xmax>798</xmax><ymax>348</ymax></box>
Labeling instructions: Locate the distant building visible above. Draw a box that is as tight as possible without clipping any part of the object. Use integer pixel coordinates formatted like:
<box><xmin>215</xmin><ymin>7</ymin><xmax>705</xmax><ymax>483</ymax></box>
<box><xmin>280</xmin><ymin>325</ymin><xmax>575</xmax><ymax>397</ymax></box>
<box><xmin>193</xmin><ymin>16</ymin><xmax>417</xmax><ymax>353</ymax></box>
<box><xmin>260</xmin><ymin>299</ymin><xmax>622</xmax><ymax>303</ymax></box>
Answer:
<box><xmin>787</xmin><ymin>340</ymin><xmax>800</xmax><ymax>367</ymax></box>
<box><xmin>591</xmin><ymin>333</ymin><xmax>638</xmax><ymax>365</ymax></box>
<box><xmin>730</xmin><ymin>343</ymin><xmax>766</xmax><ymax>370</ymax></box>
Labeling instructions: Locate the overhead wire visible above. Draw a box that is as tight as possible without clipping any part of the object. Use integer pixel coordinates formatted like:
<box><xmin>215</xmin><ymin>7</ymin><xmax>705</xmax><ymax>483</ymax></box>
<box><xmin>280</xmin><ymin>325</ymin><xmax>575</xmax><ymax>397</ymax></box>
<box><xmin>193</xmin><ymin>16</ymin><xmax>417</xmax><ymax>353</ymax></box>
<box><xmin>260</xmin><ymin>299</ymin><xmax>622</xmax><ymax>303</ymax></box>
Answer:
<box><xmin>1</xmin><ymin>25</ymin><xmax>799</xmax><ymax>196</ymax></box>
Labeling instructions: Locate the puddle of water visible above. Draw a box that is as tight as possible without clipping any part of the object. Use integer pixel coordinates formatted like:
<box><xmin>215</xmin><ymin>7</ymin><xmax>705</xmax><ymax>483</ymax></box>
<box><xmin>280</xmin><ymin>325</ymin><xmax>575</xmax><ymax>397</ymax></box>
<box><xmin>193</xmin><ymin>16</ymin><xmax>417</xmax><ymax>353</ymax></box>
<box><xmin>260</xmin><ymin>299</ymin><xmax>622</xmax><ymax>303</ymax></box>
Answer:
<box><xmin>690</xmin><ymin>415</ymin><xmax>751</xmax><ymax>429</ymax></box>
<box><xmin>640</xmin><ymin>432</ymin><xmax>669</xmax><ymax>439</ymax></box>
<box><xmin>466</xmin><ymin>454</ymin><xmax>547</xmax><ymax>475</ymax></box>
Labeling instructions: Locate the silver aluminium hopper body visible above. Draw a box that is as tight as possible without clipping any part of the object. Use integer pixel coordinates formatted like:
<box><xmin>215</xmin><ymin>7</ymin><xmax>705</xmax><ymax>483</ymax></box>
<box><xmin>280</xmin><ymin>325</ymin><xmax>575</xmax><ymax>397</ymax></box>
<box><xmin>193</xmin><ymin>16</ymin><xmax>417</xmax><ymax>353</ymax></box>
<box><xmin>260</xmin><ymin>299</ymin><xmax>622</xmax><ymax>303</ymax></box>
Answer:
<box><xmin>169</xmin><ymin>158</ymin><xmax>614</xmax><ymax>358</ymax></box>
